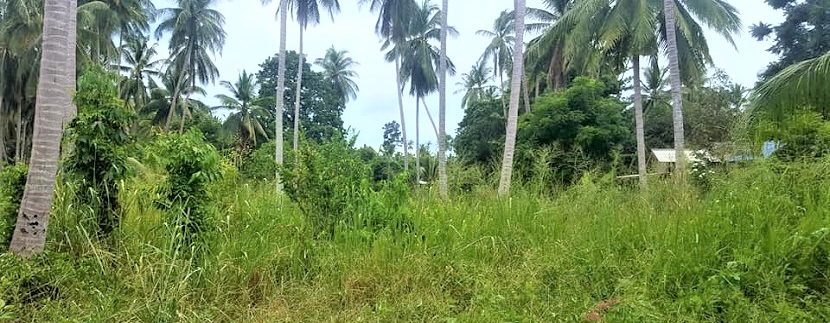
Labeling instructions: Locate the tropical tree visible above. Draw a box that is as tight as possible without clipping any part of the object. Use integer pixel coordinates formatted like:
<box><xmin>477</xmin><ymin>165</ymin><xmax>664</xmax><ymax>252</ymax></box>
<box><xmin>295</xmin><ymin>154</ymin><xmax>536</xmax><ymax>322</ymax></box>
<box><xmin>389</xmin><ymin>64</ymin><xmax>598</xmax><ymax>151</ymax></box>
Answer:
<box><xmin>214</xmin><ymin>71</ymin><xmax>270</xmax><ymax>150</ymax></box>
<box><xmin>315</xmin><ymin>46</ymin><xmax>359</xmax><ymax>105</ymax></box>
<box><xmin>142</xmin><ymin>67</ymin><xmax>206</xmax><ymax>128</ymax></box>
<box><xmin>456</xmin><ymin>60</ymin><xmax>495</xmax><ymax>108</ymax></box>
<box><xmin>397</xmin><ymin>0</ymin><xmax>455</xmax><ymax>184</ymax></box>
<box><xmin>260</xmin><ymin>0</ymin><xmax>288</xmax><ymax>192</ymax></box>
<box><xmin>116</xmin><ymin>35</ymin><xmax>164</xmax><ymax>109</ymax></box>
<box><xmin>154</xmin><ymin>0</ymin><xmax>226</xmax><ymax>132</ymax></box>
<box><xmin>9</xmin><ymin>0</ymin><xmax>74</xmax><ymax>257</ymax></box>
<box><xmin>437</xmin><ymin>0</ymin><xmax>449</xmax><ymax>197</ymax></box>
<box><xmin>477</xmin><ymin>10</ymin><xmax>514</xmax><ymax>114</ymax></box>
<box><xmin>285</xmin><ymin>0</ymin><xmax>340</xmax><ymax>153</ymax></box>
<box><xmin>363</xmin><ymin>0</ymin><xmax>419</xmax><ymax>172</ymax></box>
<box><xmin>497</xmin><ymin>0</ymin><xmax>525</xmax><ymax>196</ymax></box>
<box><xmin>753</xmin><ymin>51</ymin><xmax>830</xmax><ymax>119</ymax></box>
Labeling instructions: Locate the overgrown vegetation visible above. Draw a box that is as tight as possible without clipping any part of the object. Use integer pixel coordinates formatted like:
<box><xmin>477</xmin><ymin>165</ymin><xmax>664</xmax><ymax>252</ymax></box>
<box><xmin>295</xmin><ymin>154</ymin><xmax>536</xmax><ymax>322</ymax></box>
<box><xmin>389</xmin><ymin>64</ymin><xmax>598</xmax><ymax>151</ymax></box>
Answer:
<box><xmin>0</xmin><ymin>164</ymin><xmax>27</xmax><ymax>247</ymax></box>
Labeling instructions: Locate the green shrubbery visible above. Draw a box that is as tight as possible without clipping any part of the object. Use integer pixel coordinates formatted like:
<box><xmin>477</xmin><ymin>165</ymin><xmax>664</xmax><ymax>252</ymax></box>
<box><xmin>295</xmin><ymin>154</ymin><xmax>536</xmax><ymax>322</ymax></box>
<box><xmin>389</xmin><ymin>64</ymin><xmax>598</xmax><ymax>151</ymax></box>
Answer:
<box><xmin>283</xmin><ymin>137</ymin><xmax>413</xmax><ymax>238</ymax></box>
<box><xmin>64</xmin><ymin>67</ymin><xmax>135</xmax><ymax>236</ymax></box>
<box><xmin>0</xmin><ymin>164</ymin><xmax>27</xmax><ymax>248</ymax></box>
<box><xmin>154</xmin><ymin>130</ymin><xmax>222</xmax><ymax>247</ymax></box>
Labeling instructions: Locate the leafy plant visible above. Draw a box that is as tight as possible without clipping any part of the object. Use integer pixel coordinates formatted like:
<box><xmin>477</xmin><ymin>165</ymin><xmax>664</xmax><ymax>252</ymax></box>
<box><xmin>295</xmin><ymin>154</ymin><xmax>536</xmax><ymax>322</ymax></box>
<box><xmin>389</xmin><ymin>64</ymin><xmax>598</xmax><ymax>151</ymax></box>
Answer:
<box><xmin>64</xmin><ymin>67</ymin><xmax>136</xmax><ymax>236</ymax></box>
<box><xmin>0</xmin><ymin>164</ymin><xmax>27</xmax><ymax>248</ymax></box>
<box><xmin>155</xmin><ymin>130</ymin><xmax>222</xmax><ymax>247</ymax></box>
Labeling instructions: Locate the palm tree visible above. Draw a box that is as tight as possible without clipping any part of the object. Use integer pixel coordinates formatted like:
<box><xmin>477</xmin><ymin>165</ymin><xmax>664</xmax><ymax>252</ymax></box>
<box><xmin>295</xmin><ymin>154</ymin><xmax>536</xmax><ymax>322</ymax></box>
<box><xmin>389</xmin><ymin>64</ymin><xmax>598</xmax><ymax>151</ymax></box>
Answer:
<box><xmin>477</xmin><ymin>10</ymin><xmax>514</xmax><ymax>114</ymax></box>
<box><xmin>214</xmin><ymin>71</ymin><xmax>270</xmax><ymax>150</ymax></box>
<box><xmin>753</xmin><ymin>51</ymin><xmax>830</xmax><ymax>119</ymax></box>
<box><xmin>398</xmin><ymin>0</ymin><xmax>455</xmax><ymax>184</ymax></box>
<box><xmin>363</xmin><ymin>0</ymin><xmax>419</xmax><ymax>172</ymax></box>
<box><xmin>116</xmin><ymin>35</ymin><xmax>164</xmax><ymax>109</ymax></box>
<box><xmin>497</xmin><ymin>0</ymin><xmax>526</xmax><ymax>196</ymax></box>
<box><xmin>9</xmin><ymin>0</ymin><xmax>74</xmax><ymax>257</ymax></box>
<box><xmin>315</xmin><ymin>46</ymin><xmax>359</xmax><ymax>105</ymax></box>
<box><xmin>456</xmin><ymin>61</ymin><xmax>494</xmax><ymax>108</ymax></box>
<box><xmin>260</xmin><ymin>0</ymin><xmax>288</xmax><ymax>192</ymax></box>
<box><xmin>142</xmin><ymin>67</ymin><xmax>206</xmax><ymax>128</ymax></box>
<box><xmin>155</xmin><ymin>0</ymin><xmax>226</xmax><ymax>132</ymax></box>
<box><xmin>285</xmin><ymin>0</ymin><xmax>340</xmax><ymax>153</ymax></box>
<box><xmin>437</xmin><ymin>0</ymin><xmax>449</xmax><ymax>197</ymax></box>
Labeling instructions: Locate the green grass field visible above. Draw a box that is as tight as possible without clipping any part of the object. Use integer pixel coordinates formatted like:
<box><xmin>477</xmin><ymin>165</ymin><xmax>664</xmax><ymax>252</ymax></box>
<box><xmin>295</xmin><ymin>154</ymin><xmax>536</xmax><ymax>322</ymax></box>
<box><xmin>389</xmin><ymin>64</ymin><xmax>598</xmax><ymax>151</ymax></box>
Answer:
<box><xmin>2</xmin><ymin>159</ymin><xmax>830</xmax><ymax>322</ymax></box>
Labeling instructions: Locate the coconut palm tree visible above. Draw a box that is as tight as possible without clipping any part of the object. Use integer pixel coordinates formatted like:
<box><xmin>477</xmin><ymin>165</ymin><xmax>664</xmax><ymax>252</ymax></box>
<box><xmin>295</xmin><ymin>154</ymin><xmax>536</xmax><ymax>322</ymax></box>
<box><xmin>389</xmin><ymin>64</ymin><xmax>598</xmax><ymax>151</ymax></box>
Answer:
<box><xmin>142</xmin><ymin>67</ymin><xmax>206</xmax><ymax>128</ymax></box>
<box><xmin>214</xmin><ymin>71</ymin><xmax>270</xmax><ymax>150</ymax></box>
<box><xmin>456</xmin><ymin>61</ymin><xmax>495</xmax><ymax>108</ymax></box>
<box><xmin>398</xmin><ymin>0</ymin><xmax>455</xmax><ymax>184</ymax></box>
<box><xmin>315</xmin><ymin>46</ymin><xmax>359</xmax><ymax>105</ymax></box>
<box><xmin>260</xmin><ymin>0</ymin><xmax>289</xmax><ymax>192</ymax></box>
<box><xmin>363</xmin><ymin>0</ymin><xmax>419</xmax><ymax>172</ymax></box>
<box><xmin>154</xmin><ymin>0</ymin><xmax>226</xmax><ymax>132</ymax></box>
<box><xmin>437</xmin><ymin>0</ymin><xmax>449</xmax><ymax>197</ymax></box>
<box><xmin>9</xmin><ymin>0</ymin><xmax>74</xmax><ymax>257</ymax></box>
<box><xmin>497</xmin><ymin>0</ymin><xmax>526</xmax><ymax>196</ymax></box>
<box><xmin>477</xmin><ymin>10</ymin><xmax>514</xmax><ymax>114</ymax></box>
<box><xmin>116</xmin><ymin>35</ymin><xmax>164</xmax><ymax>109</ymax></box>
<box><xmin>285</xmin><ymin>0</ymin><xmax>340</xmax><ymax>153</ymax></box>
<box><xmin>753</xmin><ymin>51</ymin><xmax>830</xmax><ymax>119</ymax></box>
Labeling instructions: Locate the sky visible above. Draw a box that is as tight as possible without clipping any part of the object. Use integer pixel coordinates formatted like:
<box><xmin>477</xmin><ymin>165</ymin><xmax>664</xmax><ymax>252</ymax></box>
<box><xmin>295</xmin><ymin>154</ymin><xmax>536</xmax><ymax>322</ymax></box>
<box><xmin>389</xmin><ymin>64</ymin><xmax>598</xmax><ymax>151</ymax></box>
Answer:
<box><xmin>153</xmin><ymin>0</ymin><xmax>784</xmax><ymax>150</ymax></box>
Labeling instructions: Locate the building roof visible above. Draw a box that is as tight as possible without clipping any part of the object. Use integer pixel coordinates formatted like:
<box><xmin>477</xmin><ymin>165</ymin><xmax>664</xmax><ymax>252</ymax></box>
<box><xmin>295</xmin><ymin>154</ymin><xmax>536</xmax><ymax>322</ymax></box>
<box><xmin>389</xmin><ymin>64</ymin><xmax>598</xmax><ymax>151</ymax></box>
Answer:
<box><xmin>651</xmin><ymin>149</ymin><xmax>708</xmax><ymax>163</ymax></box>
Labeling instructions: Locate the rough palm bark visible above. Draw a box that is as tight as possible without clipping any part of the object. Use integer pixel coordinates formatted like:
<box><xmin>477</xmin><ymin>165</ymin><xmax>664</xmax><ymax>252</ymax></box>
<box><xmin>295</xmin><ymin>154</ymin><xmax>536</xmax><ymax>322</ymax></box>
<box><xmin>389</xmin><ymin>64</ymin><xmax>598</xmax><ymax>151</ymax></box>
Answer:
<box><xmin>632</xmin><ymin>56</ymin><xmax>647</xmax><ymax>187</ymax></box>
<box><xmin>437</xmin><ymin>0</ymin><xmax>449</xmax><ymax>198</ymax></box>
<box><xmin>9</xmin><ymin>0</ymin><xmax>70</xmax><ymax>257</ymax></box>
<box><xmin>395</xmin><ymin>56</ymin><xmax>409</xmax><ymax>171</ymax></box>
<box><xmin>275</xmin><ymin>0</ymin><xmax>288</xmax><ymax>192</ymax></box>
<box><xmin>663</xmin><ymin>0</ymin><xmax>686</xmax><ymax>173</ymax></box>
<box><xmin>293</xmin><ymin>27</ymin><xmax>304</xmax><ymax>153</ymax></box>
<box><xmin>497</xmin><ymin>0</ymin><xmax>525</xmax><ymax>196</ymax></box>
<box><xmin>415</xmin><ymin>97</ymin><xmax>420</xmax><ymax>183</ymax></box>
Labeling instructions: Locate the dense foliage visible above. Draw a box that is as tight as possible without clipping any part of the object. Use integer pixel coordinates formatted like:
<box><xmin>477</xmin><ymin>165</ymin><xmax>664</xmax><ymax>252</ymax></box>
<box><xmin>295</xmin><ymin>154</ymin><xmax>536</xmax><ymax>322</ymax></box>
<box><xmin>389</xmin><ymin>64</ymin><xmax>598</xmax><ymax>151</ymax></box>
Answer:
<box><xmin>0</xmin><ymin>164</ymin><xmax>26</xmax><ymax>247</ymax></box>
<box><xmin>751</xmin><ymin>0</ymin><xmax>830</xmax><ymax>80</ymax></box>
<box><xmin>64</xmin><ymin>68</ymin><xmax>135</xmax><ymax>236</ymax></box>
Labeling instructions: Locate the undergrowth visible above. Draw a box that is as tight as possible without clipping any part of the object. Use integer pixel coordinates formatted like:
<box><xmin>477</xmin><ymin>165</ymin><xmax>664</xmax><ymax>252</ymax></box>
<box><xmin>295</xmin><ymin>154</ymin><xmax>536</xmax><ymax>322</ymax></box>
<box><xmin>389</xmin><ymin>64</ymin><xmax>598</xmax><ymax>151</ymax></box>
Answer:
<box><xmin>1</xmin><ymin>159</ymin><xmax>830</xmax><ymax>321</ymax></box>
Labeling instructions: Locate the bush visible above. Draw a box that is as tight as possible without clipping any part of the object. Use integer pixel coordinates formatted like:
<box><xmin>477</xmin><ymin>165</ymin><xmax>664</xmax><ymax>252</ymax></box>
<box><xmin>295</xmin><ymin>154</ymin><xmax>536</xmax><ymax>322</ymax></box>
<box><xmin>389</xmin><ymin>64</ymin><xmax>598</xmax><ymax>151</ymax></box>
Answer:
<box><xmin>155</xmin><ymin>130</ymin><xmax>222</xmax><ymax>247</ymax></box>
<box><xmin>0</xmin><ymin>164</ymin><xmax>27</xmax><ymax>248</ymax></box>
<box><xmin>240</xmin><ymin>141</ymin><xmax>278</xmax><ymax>181</ymax></box>
<box><xmin>282</xmin><ymin>137</ymin><xmax>412</xmax><ymax>237</ymax></box>
<box><xmin>64</xmin><ymin>67</ymin><xmax>135</xmax><ymax>236</ymax></box>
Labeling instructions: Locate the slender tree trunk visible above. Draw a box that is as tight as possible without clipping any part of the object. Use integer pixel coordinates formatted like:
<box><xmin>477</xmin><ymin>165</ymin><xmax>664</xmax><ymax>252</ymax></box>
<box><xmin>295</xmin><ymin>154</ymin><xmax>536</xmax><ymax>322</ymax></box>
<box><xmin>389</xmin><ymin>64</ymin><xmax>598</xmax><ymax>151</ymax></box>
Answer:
<box><xmin>523</xmin><ymin>73</ymin><xmax>531</xmax><ymax>113</ymax></box>
<box><xmin>415</xmin><ymin>96</ymin><xmax>420</xmax><ymax>184</ymax></box>
<box><xmin>275</xmin><ymin>0</ymin><xmax>288</xmax><ymax>193</ymax></box>
<box><xmin>438</xmin><ymin>0</ymin><xmax>449</xmax><ymax>198</ymax></box>
<box><xmin>663</xmin><ymin>0</ymin><xmax>686</xmax><ymax>174</ymax></box>
<box><xmin>632</xmin><ymin>55</ymin><xmax>647</xmax><ymax>187</ymax></box>
<box><xmin>293</xmin><ymin>27</ymin><xmax>304</xmax><ymax>154</ymax></box>
<box><xmin>499</xmin><ymin>70</ymin><xmax>506</xmax><ymax>117</ymax></box>
<box><xmin>10</xmin><ymin>0</ymin><xmax>71</xmax><ymax>257</ymax></box>
<box><xmin>0</xmin><ymin>98</ymin><xmax>6</xmax><ymax>165</ymax></box>
<box><xmin>15</xmin><ymin>99</ymin><xmax>22</xmax><ymax>163</ymax></box>
<box><xmin>420</xmin><ymin>97</ymin><xmax>439</xmax><ymax>139</ymax></box>
<box><xmin>395</xmin><ymin>56</ymin><xmax>409</xmax><ymax>171</ymax></box>
<box><xmin>497</xmin><ymin>0</ymin><xmax>525</xmax><ymax>196</ymax></box>
<box><xmin>535</xmin><ymin>77</ymin><xmax>540</xmax><ymax>99</ymax></box>
<box><xmin>65</xmin><ymin>0</ymin><xmax>77</xmax><ymax>124</ymax></box>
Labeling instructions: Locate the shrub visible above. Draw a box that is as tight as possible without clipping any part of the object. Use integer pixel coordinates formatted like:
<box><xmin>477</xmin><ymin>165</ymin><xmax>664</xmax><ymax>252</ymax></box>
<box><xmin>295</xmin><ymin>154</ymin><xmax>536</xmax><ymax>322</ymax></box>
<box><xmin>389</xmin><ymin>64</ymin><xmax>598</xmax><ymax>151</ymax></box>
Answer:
<box><xmin>0</xmin><ymin>164</ymin><xmax>27</xmax><ymax>247</ymax></box>
<box><xmin>64</xmin><ymin>67</ymin><xmax>135</xmax><ymax>236</ymax></box>
<box><xmin>282</xmin><ymin>137</ymin><xmax>412</xmax><ymax>237</ymax></box>
<box><xmin>240</xmin><ymin>141</ymin><xmax>278</xmax><ymax>181</ymax></box>
<box><xmin>155</xmin><ymin>130</ymin><xmax>222</xmax><ymax>247</ymax></box>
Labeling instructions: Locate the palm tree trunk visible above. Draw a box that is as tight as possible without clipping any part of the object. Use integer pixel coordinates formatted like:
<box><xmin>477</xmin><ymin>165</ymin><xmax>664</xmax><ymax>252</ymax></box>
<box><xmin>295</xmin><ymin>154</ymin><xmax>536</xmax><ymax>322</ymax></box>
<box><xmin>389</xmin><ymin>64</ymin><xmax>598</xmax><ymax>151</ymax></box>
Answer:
<box><xmin>663</xmin><ymin>0</ymin><xmax>686</xmax><ymax>174</ymax></box>
<box><xmin>523</xmin><ymin>73</ymin><xmax>531</xmax><ymax>113</ymax></box>
<box><xmin>275</xmin><ymin>0</ymin><xmax>288</xmax><ymax>192</ymax></box>
<box><xmin>293</xmin><ymin>27</ymin><xmax>304</xmax><ymax>154</ymax></box>
<box><xmin>415</xmin><ymin>96</ymin><xmax>420</xmax><ymax>184</ymax></box>
<box><xmin>10</xmin><ymin>0</ymin><xmax>71</xmax><ymax>257</ymax></box>
<box><xmin>65</xmin><ymin>0</ymin><xmax>77</xmax><ymax>124</ymax></box>
<box><xmin>499</xmin><ymin>70</ymin><xmax>506</xmax><ymax>117</ymax></box>
<box><xmin>632</xmin><ymin>55</ymin><xmax>647</xmax><ymax>188</ymax></box>
<box><xmin>535</xmin><ymin>76</ymin><xmax>540</xmax><ymax>99</ymax></box>
<box><xmin>438</xmin><ymin>0</ymin><xmax>449</xmax><ymax>198</ymax></box>
<box><xmin>15</xmin><ymin>99</ymin><xmax>22</xmax><ymax>163</ymax></box>
<box><xmin>420</xmin><ymin>97</ymin><xmax>439</xmax><ymax>139</ymax></box>
<box><xmin>395</xmin><ymin>56</ymin><xmax>409</xmax><ymax>171</ymax></box>
<box><xmin>497</xmin><ymin>0</ymin><xmax>525</xmax><ymax>197</ymax></box>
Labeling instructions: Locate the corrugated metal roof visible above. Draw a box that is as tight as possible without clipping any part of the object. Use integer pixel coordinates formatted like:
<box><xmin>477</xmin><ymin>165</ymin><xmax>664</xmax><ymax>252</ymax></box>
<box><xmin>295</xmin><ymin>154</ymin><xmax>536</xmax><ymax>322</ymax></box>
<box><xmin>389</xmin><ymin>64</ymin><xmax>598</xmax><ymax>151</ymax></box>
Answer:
<box><xmin>651</xmin><ymin>149</ymin><xmax>707</xmax><ymax>163</ymax></box>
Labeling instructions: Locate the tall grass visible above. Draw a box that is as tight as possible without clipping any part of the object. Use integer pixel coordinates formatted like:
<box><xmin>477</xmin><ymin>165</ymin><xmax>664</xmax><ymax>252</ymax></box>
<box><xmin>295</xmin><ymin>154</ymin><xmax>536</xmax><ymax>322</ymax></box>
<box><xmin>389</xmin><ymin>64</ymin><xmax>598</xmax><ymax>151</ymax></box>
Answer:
<box><xmin>2</xmin><ymin>159</ymin><xmax>830</xmax><ymax>321</ymax></box>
